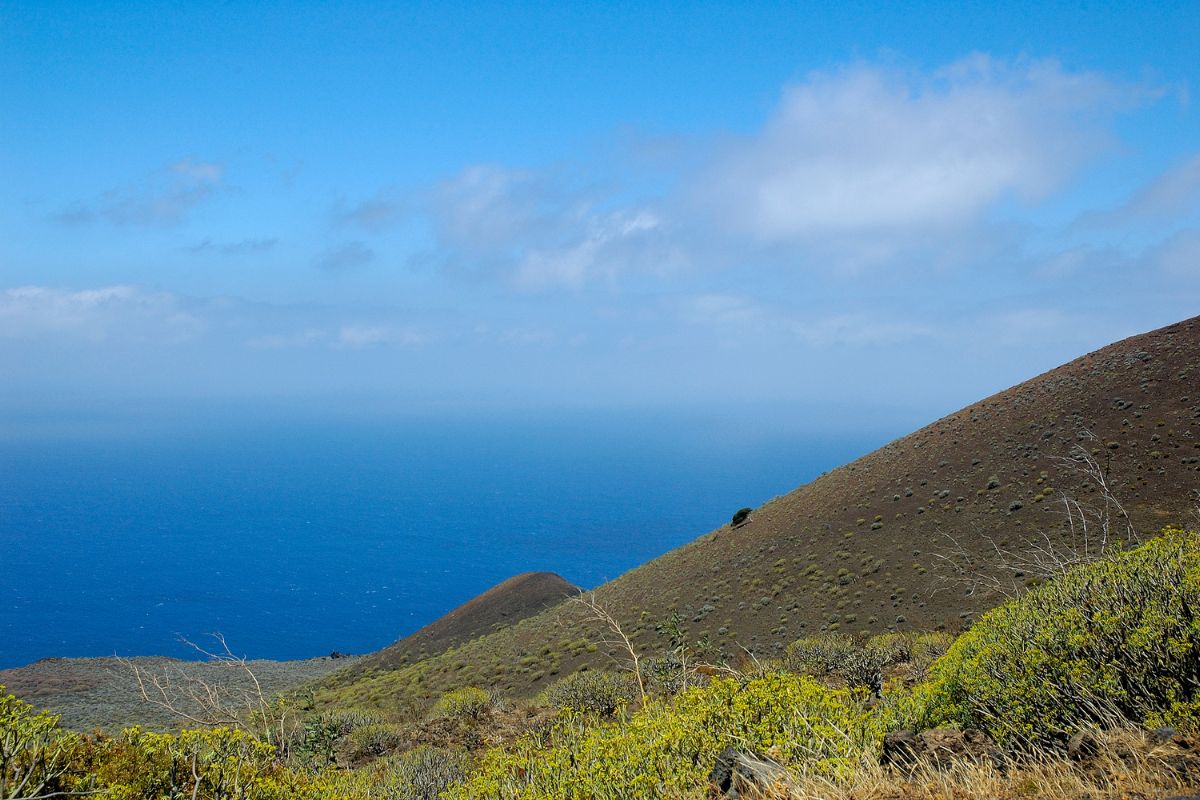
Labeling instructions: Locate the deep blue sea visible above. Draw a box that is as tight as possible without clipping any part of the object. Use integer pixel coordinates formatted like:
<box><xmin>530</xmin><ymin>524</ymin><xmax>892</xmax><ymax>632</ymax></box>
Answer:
<box><xmin>0</xmin><ymin>408</ymin><xmax>888</xmax><ymax>669</ymax></box>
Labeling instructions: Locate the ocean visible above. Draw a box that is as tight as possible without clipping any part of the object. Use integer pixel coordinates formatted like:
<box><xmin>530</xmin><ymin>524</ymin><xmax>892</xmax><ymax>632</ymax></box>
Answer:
<box><xmin>0</xmin><ymin>408</ymin><xmax>888</xmax><ymax>669</ymax></box>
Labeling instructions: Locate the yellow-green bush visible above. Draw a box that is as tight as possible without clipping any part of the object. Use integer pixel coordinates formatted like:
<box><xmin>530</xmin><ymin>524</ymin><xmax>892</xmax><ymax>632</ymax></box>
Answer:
<box><xmin>447</xmin><ymin>673</ymin><xmax>880</xmax><ymax>800</ymax></box>
<box><xmin>1</xmin><ymin>686</ymin><xmax>78</xmax><ymax>800</ymax></box>
<box><xmin>784</xmin><ymin>633</ymin><xmax>860</xmax><ymax>676</ymax></box>
<box><xmin>70</xmin><ymin>726</ymin><xmax>320</xmax><ymax>800</ymax></box>
<box><xmin>429</xmin><ymin>687</ymin><xmax>493</xmax><ymax>721</ymax></box>
<box><xmin>343</xmin><ymin>722</ymin><xmax>407</xmax><ymax>762</ymax></box>
<box><xmin>318</xmin><ymin>745</ymin><xmax>467</xmax><ymax>800</ymax></box>
<box><xmin>916</xmin><ymin>526</ymin><xmax>1200</xmax><ymax>744</ymax></box>
<box><xmin>541</xmin><ymin>670</ymin><xmax>640</xmax><ymax>717</ymax></box>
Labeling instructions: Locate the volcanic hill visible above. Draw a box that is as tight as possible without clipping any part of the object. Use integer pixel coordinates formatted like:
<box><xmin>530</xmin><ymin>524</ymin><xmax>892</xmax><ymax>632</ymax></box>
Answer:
<box><xmin>338</xmin><ymin>571</ymin><xmax>579</xmax><ymax>679</ymax></box>
<box><xmin>316</xmin><ymin>314</ymin><xmax>1200</xmax><ymax>712</ymax></box>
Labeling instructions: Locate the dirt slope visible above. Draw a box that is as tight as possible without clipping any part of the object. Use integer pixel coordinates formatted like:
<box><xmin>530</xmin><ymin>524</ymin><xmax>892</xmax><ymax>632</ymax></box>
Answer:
<box><xmin>317</xmin><ymin>315</ymin><xmax>1200</xmax><ymax>712</ymax></box>
<box><xmin>337</xmin><ymin>571</ymin><xmax>579</xmax><ymax>681</ymax></box>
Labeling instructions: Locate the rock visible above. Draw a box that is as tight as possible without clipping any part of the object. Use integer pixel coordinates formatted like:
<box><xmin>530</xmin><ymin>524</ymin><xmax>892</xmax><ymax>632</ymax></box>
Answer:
<box><xmin>1068</xmin><ymin>729</ymin><xmax>1101</xmax><ymax>762</ymax></box>
<box><xmin>1152</xmin><ymin>733</ymin><xmax>1200</xmax><ymax>785</ymax></box>
<box><xmin>881</xmin><ymin>730</ymin><xmax>921</xmax><ymax>769</ymax></box>
<box><xmin>708</xmin><ymin>747</ymin><xmax>792</xmax><ymax>798</ymax></box>
<box><xmin>1150</xmin><ymin>726</ymin><xmax>1178</xmax><ymax>745</ymax></box>
<box><xmin>882</xmin><ymin>728</ymin><xmax>1003</xmax><ymax>771</ymax></box>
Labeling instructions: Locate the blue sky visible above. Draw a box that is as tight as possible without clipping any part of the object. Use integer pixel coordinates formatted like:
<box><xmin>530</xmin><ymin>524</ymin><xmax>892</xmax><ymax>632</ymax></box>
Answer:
<box><xmin>2</xmin><ymin>1</ymin><xmax>1198</xmax><ymax>428</ymax></box>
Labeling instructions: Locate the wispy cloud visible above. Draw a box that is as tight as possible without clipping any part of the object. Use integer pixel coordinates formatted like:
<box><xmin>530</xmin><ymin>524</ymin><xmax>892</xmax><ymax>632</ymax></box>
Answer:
<box><xmin>0</xmin><ymin>285</ymin><xmax>203</xmax><ymax>342</ymax></box>
<box><xmin>246</xmin><ymin>328</ymin><xmax>328</xmax><ymax>350</ymax></box>
<box><xmin>1145</xmin><ymin>227</ymin><xmax>1200</xmax><ymax>279</ymax></box>
<box><xmin>335</xmin><ymin>324</ymin><xmax>429</xmax><ymax>349</ymax></box>
<box><xmin>418</xmin><ymin>164</ymin><xmax>684</xmax><ymax>290</ymax></box>
<box><xmin>247</xmin><ymin>324</ymin><xmax>430</xmax><ymax>350</ymax></box>
<box><xmin>54</xmin><ymin>158</ymin><xmax>225</xmax><ymax>227</ymax></box>
<box><xmin>316</xmin><ymin>241</ymin><xmax>374</xmax><ymax>271</ymax></box>
<box><xmin>334</xmin><ymin>191</ymin><xmax>407</xmax><ymax>231</ymax></box>
<box><xmin>675</xmin><ymin>294</ymin><xmax>934</xmax><ymax>347</ymax></box>
<box><xmin>185</xmin><ymin>237</ymin><xmax>279</xmax><ymax>256</ymax></box>
<box><xmin>1077</xmin><ymin>151</ymin><xmax>1200</xmax><ymax>228</ymax></box>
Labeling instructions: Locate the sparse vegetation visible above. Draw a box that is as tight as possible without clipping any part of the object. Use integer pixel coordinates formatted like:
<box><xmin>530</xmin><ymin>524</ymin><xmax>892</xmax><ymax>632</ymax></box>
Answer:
<box><xmin>5</xmin><ymin>525</ymin><xmax>1200</xmax><ymax>799</ymax></box>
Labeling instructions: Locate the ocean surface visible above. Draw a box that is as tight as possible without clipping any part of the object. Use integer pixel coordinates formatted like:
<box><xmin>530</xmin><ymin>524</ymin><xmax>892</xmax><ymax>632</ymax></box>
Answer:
<box><xmin>0</xmin><ymin>408</ymin><xmax>889</xmax><ymax>669</ymax></box>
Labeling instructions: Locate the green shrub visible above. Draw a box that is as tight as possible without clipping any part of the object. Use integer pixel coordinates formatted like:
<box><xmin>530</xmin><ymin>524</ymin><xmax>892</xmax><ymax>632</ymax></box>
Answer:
<box><xmin>542</xmin><ymin>671</ymin><xmax>640</xmax><ymax>717</ymax></box>
<box><xmin>784</xmin><ymin>634</ymin><xmax>859</xmax><ymax>676</ymax></box>
<box><xmin>731</xmin><ymin>507</ymin><xmax>752</xmax><ymax>526</ymax></box>
<box><xmin>72</xmin><ymin>726</ymin><xmax>314</xmax><ymax>800</ymax></box>
<box><xmin>320</xmin><ymin>709</ymin><xmax>387</xmax><ymax>737</ymax></box>
<box><xmin>319</xmin><ymin>745</ymin><xmax>467</xmax><ymax>800</ymax></box>
<box><xmin>0</xmin><ymin>687</ymin><xmax>78</xmax><ymax>800</ymax></box>
<box><xmin>916</xmin><ymin>526</ymin><xmax>1200</xmax><ymax>745</ymax></box>
<box><xmin>344</xmin><ymin>722</ymin><xmax>407</xmax><ymax>761</ymax></box>
<box><xmin>389</xmin><ymin>745</ymin><xmax>468</xmax><ymax>800</ymax></box>
<box><xmin>447</xmin><ymin>673</ymin><xmax>880</xmax><ymax>800</ymax></box>
<box><xmin>429</xmin><ymin>687</ymin><xmax>493</xmax><ymax>721</ymax></box>
<box><xmin>909</xmin><ymin>631</ymin><xmax>954</xmax><ymax>673</ymax></box>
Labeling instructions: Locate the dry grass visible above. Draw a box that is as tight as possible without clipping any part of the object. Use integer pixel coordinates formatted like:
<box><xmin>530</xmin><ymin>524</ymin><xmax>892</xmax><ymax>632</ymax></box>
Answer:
<box><xmin>749</xmin><ymin>729</ymin><xmax>1198</xmax><ymax>800</ymax></box>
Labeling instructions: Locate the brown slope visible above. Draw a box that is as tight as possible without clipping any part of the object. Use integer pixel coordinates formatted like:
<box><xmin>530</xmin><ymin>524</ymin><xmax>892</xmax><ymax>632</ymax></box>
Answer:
<box><xmin>318</xmin><ymin>315</ymin><xmax>1200</xmax><ymax>711</ymax></box>
<box><xmin>337</xmin><ymin>572</ymin><xmax>580</xmax><ymax>680</ymax></box>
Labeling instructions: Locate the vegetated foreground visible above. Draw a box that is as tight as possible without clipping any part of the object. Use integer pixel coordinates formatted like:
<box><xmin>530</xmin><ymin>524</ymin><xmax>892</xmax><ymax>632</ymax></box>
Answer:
<box><xmin>315</xmin><ymin>314</ymin><xmax>1200</xmax><ymax>713</ymax></box>
<box><xmin>4</xmin><ymin>526</ymin><xmax>1199</xmax><ymax>799</ymax></box>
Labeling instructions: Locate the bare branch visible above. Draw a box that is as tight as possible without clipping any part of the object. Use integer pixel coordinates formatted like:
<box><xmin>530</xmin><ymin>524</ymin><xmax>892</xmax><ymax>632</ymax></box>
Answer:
<box><xmin>569</xmin><ymin>592</ymin><xmax>647</xmax><ymax>704</ymax></box>
<box><xmin>119</xmin><ymin>634</ymin><xmax>298</xmax><ymax>756</ymax></box>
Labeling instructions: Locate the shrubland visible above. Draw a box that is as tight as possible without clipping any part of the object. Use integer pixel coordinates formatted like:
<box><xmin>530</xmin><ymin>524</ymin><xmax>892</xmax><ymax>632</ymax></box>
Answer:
<box><xmin>4</xmin><ymin>525</ymin><xmax>1199</xmax><ymax>799</ymax></box>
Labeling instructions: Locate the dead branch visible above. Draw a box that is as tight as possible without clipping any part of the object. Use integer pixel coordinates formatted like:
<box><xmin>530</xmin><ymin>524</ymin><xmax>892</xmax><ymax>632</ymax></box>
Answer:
<box><xmin>119</xmin><ymin>634</ymin><xmax>295</xmax><ymax>751</ymax></box>
<box><xmin>569</xmin><ymin>592</ymin><xmax>647</xmax><ymax>703</ymax></box>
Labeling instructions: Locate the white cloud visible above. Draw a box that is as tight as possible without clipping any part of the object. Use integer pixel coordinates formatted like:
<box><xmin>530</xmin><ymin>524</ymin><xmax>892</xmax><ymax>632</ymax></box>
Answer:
<box><xmin>56</xmin><ymin>158</ymin><xmax>225</xmax><ymax>227</ymax></box>
<box><xmin>513</xmin><ymin>209</ymin><xmax>673</xmax><ymax>290</ymax></box>
<box><xmin>335</xmin><ymin>325</ymin><xmax>428</xmax><ymax>349</ymax></box>
<box><xmin>0</xmin><ymin>285</ymin><xmax>203</xmax><ymax>342</ymax></box>
<box><xmin>429</xmin><ymin>165</ymin><xmax>551</xmax><ymax>256</ymax></box>
<box><xmin>425</xmin><ymin>164</ymin><xmax>680</xmax><ymax>290</ymax></box>
<box><xmin>694</xmin><ymin>56</ymin><xmax>1140</xmax><ymax>243</ymax></box>
<box><xmin>401</xmin><ymin>57</ymin><xmax>1144</xmax><ymax>287</ymax></box>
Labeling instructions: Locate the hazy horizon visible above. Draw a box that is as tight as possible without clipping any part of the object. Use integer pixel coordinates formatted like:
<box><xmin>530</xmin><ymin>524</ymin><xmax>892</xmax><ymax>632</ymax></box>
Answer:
<box><xmin>3</xmin><ymin>3</ymin><xmax>1199</xmax><ymax>424</ymax></box>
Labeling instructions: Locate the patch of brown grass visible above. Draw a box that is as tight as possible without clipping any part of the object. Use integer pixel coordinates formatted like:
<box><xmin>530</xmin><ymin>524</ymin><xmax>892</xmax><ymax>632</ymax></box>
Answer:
<box><xmin>752</xmin><ymin>729</ymin><xmax>1198</xmax><ymax>800</ymax></box>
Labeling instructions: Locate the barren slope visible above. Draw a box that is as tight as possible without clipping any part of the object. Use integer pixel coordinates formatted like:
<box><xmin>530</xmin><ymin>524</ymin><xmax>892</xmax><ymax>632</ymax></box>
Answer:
<box><xmin>317</xmin><ymin>315</ymin><xmax>1200</xmax><ymax>712</ymax></box>
<box><xmin>337</xmin><ymin>571</ymin><xmax>579</xmax><ymax>681</ymax></box>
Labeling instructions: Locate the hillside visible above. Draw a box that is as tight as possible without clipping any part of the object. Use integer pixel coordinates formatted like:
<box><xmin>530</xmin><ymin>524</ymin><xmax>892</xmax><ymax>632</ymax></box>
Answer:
<box><xmin>336</xmin><ymin>572</ymin><xmax>579</xmax><ymax>680</ymax></box>
<box><xmin>0</xmin><ymin>655</ymin><xmax>354</xmax><ymax>731</ymax></box>
<box><xmin>317</xmin><ymin>315</ymin><xmax>1200</xmax><ymax>712</ymax></box>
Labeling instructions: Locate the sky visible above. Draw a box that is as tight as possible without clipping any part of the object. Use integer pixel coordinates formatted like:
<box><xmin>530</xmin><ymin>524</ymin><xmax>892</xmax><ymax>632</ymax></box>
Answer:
<box><xmin>2</xmin><ymin>1</ymin><xmax>1199</xmax><ymax>430</ymax></box>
